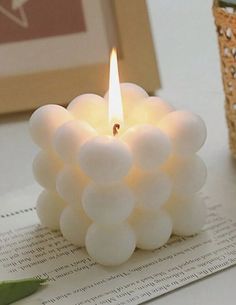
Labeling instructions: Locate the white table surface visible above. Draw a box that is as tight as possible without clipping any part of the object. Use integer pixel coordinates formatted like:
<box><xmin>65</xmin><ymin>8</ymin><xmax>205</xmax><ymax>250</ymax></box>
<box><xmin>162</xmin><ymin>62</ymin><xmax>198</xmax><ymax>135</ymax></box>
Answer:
<box><xmin>1</xmin><ymin>0</ymin><xmax>236</xmax><ymax>304</ymax></box>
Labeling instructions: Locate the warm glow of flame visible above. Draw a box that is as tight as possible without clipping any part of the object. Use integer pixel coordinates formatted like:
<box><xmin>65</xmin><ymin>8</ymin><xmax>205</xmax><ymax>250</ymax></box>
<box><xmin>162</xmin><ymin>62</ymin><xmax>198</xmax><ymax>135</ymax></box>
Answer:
<box><xmin>108</xmin><ymin>48</ymin><xmax>123</xmax><ymax>125</ymax></box>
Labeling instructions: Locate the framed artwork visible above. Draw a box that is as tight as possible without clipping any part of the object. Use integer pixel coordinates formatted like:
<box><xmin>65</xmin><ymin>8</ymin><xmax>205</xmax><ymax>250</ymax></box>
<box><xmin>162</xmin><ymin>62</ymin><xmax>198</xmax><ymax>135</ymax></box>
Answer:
<box><xmin>0</xmin><ymin>0</ymin><xmax>160</xmax><ymax>114</ymax></box>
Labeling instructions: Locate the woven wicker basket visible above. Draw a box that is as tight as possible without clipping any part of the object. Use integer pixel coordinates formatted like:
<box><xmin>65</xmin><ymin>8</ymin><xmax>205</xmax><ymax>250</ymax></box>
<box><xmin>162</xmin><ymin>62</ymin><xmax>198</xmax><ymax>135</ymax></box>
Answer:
<box><xmin>213</xmin><ymin>0</ymin><xmax>236</xmax><ymax>157</ymax></box>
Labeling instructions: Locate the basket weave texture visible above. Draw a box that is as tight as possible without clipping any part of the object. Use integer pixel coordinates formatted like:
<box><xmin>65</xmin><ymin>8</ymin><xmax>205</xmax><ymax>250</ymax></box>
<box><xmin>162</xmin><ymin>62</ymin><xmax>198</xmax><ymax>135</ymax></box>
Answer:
<box><xmin>213</xmin><ymin>1</ymin><xmax>236</xmax><ymax>157</ymax></box>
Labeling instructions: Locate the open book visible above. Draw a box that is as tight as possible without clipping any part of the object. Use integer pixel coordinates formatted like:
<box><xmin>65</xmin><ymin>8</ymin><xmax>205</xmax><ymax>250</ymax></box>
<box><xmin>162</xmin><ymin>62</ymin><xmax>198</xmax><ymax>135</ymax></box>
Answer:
<box><xmin>1</xmin><ymin>184</ymin><xmax>236</xmax><ymax>305</ymax></box>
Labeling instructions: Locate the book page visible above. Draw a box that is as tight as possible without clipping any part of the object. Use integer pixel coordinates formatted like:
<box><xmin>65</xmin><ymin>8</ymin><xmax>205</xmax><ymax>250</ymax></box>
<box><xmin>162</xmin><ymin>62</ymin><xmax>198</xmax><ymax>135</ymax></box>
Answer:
<box><xmin>1</xmin><ymin>184</ymin><xmax>236</xmax><ymax>305</ymax></box>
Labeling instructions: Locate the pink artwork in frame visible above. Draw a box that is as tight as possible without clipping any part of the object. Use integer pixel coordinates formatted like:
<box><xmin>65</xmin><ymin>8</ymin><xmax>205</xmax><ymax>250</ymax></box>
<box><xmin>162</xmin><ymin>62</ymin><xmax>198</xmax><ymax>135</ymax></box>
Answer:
<box><xmin>0</xmin><ymin>0</ymin><xmax>86</xmax><ymax>44</ymax></box>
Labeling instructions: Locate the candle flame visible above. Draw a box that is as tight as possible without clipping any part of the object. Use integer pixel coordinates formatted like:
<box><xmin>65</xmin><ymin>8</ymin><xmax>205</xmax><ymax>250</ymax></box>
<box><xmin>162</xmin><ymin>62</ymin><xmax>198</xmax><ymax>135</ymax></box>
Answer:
<box><xmin>108</xmin><ymin>48</ymin><xmax>124</xmax><ymax>125</ymax></box>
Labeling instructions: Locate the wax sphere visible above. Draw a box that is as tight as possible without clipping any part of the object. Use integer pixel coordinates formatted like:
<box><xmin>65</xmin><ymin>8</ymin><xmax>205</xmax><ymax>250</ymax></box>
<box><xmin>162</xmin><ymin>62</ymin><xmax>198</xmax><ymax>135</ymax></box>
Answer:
<box><xmin>67</xmin><ymin>94</ymin><xmax>107</xmax><ymax>130</ymax></box>
<box><xmin>120</xmin><ymin>82</ymin><xmax>148</xmax><ymax>104</ymax></box>
<box><xmin>33</xmin><ymin>151</ymin><xmax>63</xmax><ymax>191</ymax></box>
<box><xmin>125</xmin><ymin>103</ymin><xmax>148</xmax><ymax>127</ymax></box>
<box><xmin>158</xmin><ymin>110</ymin><xmax>207</xmax><ymax>154</ymax></box>
<box><xmin>36</xmin><ymin>190</ymin><xmax>66</xmax><ymax>230</ymax></box>
<box><xmin>78</xmin><ymin>136</ymin><xmax>132</xmax><ymax>184</ymax></box>
<box><xmin>82</xmin><ymin>182</ymin><xmax>135</xmax><ymax>224</ymax></box>
<box><xmin>56</xmin><ymin>166</ymin><xmax>88</xmax><ymax>208</ymax></box>
<box><xmin>146</xmin><ymin>96</ymin><xmax>175</xmax><ymax>123</ymax></box>
<box><xmin>29</xmin><ymin>104</ymin><xmax>72</xmax><ymax>150</ymax></box>
<box><xmin>123</xmin><ymin>125</ymin><xmax>171</xmax><ymax>171</ymax></box>
<box><xmin>53</xmin><ymin>120</ymin><xmax>97</xmax><ymax>164</ymax></box>
<box><xmin>122</xmin><ymin>83</ymin><xmax>148</xmax><ymax>125</ymax></box>
<box><xmin>131</xmin><ymin>209</ymin><xmax>172</xmax><ymax>250</ymax></box>
<box><xmin>60</xmin><ymin>206</ymin><xmax>91</xmax><ymax>247</ymax></box>
<box><xmin>85</xmin><ymin>223</ymin><xmax>136</xmax><ymax>266</ymax></box>
<box><xmin>131</xmin><ymin>171</ymin><xmax>172</xmax><ymax>210</ymax></box>
<box><xmin>166</xmin><ymin>194</ymin><xmax>207</xmax><ymax>236</ymax></box>
<box><xmin>162</xmin><ymin>155</ymin><xmax>207</xmax><ymax>195</ymax></box>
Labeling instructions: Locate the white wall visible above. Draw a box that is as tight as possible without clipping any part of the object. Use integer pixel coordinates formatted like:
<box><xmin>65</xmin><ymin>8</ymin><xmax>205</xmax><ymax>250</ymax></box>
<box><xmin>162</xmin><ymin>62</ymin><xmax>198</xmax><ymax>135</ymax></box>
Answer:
<box><xmin>147</xmin><ymin>0</ymin><xmax>224</xmax><ymax>110</ymax></box>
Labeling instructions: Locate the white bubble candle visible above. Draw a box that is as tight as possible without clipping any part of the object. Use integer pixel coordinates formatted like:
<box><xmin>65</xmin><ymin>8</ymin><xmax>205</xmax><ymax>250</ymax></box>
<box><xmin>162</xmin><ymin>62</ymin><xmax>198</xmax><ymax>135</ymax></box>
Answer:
<box><xmin>30</xmin><ymin>49</ymin><xmax>207</xmax><ymax>266</ymax></box>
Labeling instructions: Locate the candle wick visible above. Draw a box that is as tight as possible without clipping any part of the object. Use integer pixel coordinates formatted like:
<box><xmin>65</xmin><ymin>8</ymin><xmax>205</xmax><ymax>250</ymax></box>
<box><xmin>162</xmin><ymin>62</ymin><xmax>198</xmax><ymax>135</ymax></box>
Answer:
<box><xmin>113</xmin><ymin>123</ymin><xmax>120</xmax><ymax>136</ymax></box>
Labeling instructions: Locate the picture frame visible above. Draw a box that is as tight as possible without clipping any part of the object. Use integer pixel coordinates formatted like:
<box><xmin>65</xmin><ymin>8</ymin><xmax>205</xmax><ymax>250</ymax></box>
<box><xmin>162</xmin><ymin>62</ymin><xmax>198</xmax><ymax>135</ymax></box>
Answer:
<box><xmin>0</xmin><ymin>0</ymin><xmax>160</xmax><ymax>114</ymax></box>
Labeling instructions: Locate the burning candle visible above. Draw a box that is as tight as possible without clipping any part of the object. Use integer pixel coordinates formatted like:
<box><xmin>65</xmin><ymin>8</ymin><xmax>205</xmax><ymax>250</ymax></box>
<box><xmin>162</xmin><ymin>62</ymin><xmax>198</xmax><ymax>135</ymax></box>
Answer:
<box><xmin>30</xmin><ymin>49</ymin><xmax>207</xmax><ymax>266</ymax></box>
